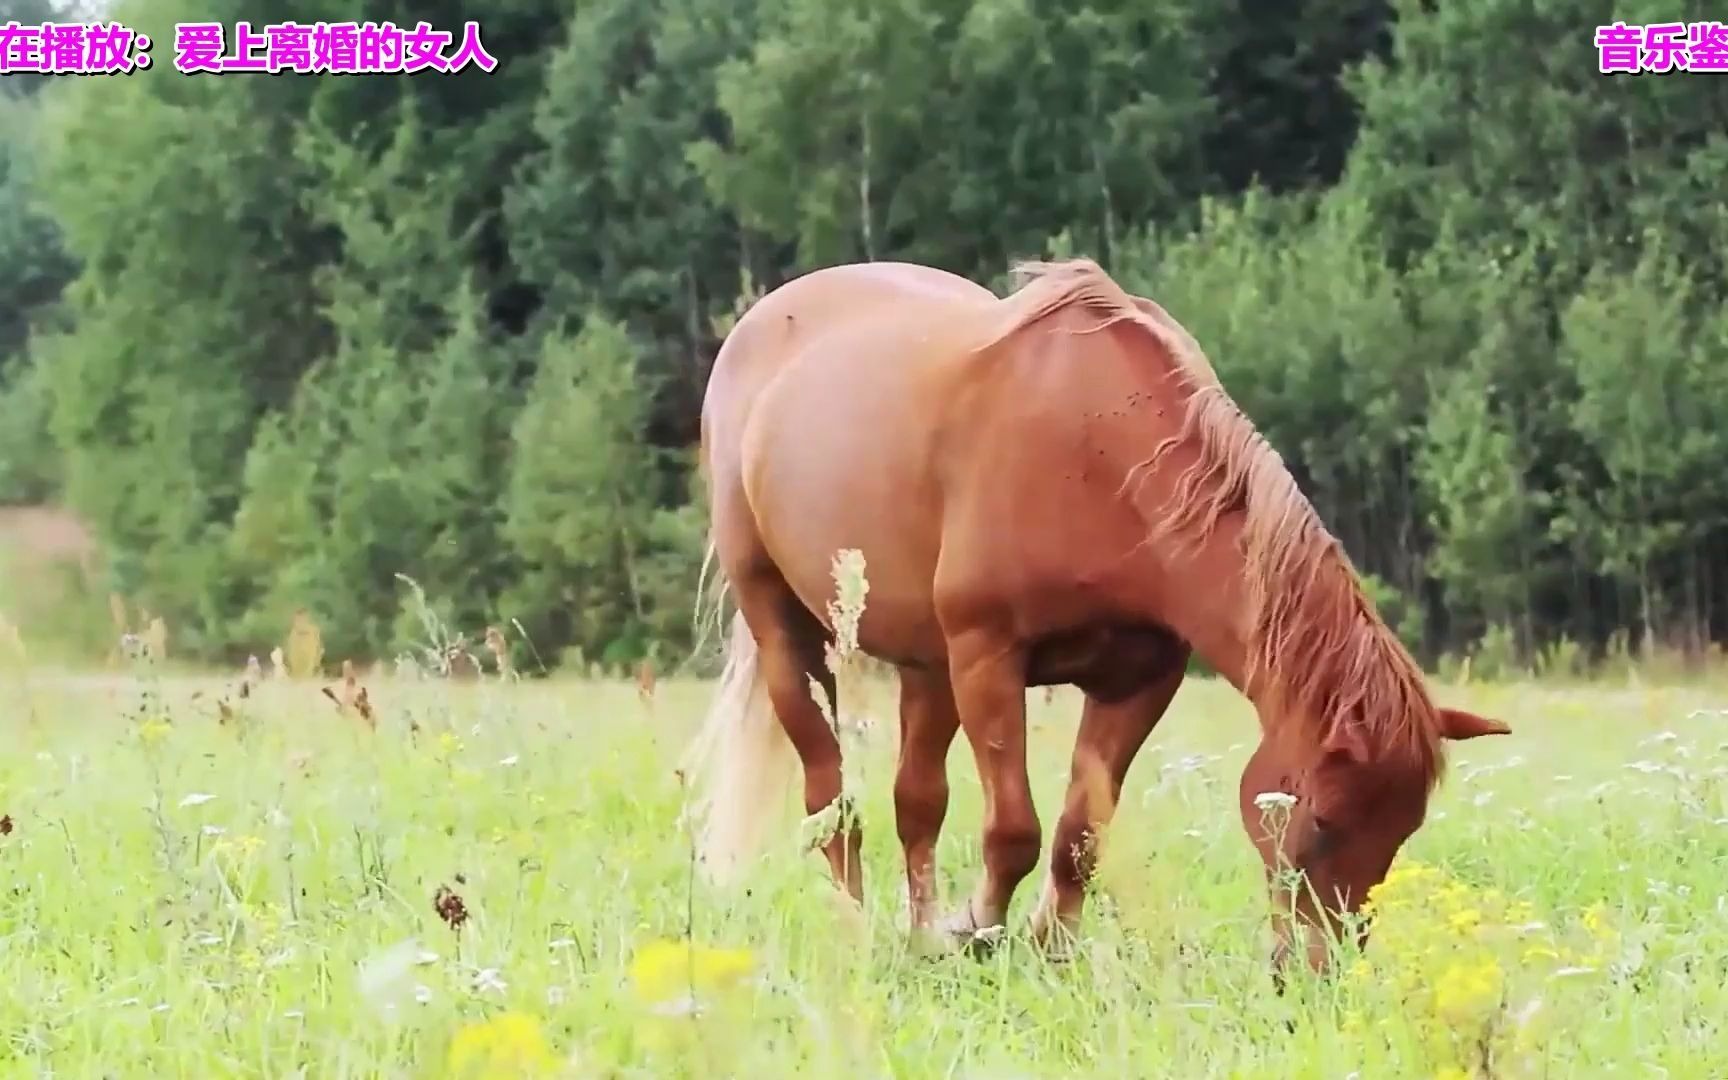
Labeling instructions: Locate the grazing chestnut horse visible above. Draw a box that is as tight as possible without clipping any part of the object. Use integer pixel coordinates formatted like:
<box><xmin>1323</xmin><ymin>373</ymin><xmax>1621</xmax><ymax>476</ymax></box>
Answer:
<box><xmin>684</xmin><ymin>258</ymin><xmax>1510</xmax><ymax>972</ymax></box>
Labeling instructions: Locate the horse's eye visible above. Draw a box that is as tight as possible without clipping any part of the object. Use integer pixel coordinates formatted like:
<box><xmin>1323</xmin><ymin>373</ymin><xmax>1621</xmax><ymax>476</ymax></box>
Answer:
<box><xmin>1309</xmin><ymin>815</ymin><xmax>1341</xmax><ymax>858</ymax></box>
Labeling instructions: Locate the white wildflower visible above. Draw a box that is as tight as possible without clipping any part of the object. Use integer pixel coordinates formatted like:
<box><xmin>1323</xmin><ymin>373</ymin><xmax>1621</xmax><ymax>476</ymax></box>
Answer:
<box><xmin>968</xmin><ymin>925</ymin><xmax>1005</xmax><ymax>949</ymax></box>
<box><xmin>357</xmin><ymin>939</ymin><xmax>423</xmax><ymax>1018</ymax></box>
<box><xmin>472</xmin><ymin>968</ymin><xmax>507</xmax><ymax>995</ymax></box>
<box><xmin>1513</xmin><ymin>998</ymin><xmax>1543</xmax><ymax>1028</ymax></box>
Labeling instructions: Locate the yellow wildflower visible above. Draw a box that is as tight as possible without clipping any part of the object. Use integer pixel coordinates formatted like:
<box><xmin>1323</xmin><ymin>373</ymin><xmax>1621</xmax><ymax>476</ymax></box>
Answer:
<box><xmin>210</xmin><ymin>834</ymin><xmax>265</xmax><ymax>867</ymax></box>
<box><xmin>138</xmin><ymin>718</ymin><xmax>171</xmax><ymax>746</ymax></box>
<box><xmin>1447</xmin><ymin>908</ymin><xmax>1483</xmax><ymax>936</ymax></box>
<box><xmin>1581</xmin><ymin>903</ymin><xmax>1614</xmax><ymax>938</ymax></box>
<box><xmin>1434</xmin><ymin>1067</ymin><xmax>1473</xmax><ymax>1080</ymax></box>
<box><xmin>1364</xmin><ymin>859</ymin><xmax>1442</xmax><ymax>913</ymax></box>
<box><xmin>628</xmin><ymin>939</ymin><xmax>754</xmax><ymax>1006</ymax></box>
<box><xmin>1436</xmin><ymin>882</ymin><xmax>1473</xmax><ymax>912</ymax></box>
<box><xmin>446</xmin><ymin>1012</ymin><xmax>555</xmax><ymax>1079</ymax></box>
<box><xmin>1434</xmin><ymin>957</ymin><xmax>1503</xmax><ymax>1021</ymax></box>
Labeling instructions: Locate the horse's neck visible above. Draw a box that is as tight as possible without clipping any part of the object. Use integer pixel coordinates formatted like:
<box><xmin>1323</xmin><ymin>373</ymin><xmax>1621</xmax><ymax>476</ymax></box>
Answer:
<box><xmin>1106</xmin><ymin>502</ymin><xmax>1260</xmax><ymax>702</ymax></box>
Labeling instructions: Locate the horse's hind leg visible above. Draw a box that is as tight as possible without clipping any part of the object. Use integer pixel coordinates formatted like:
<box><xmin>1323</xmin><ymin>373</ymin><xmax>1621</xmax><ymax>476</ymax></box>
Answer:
<box><xmin>1028</xmin><ymin>656</ymin><xmax>1187</xmax><ymax>956</ymax></box>
<box><xmin>731</xmin><ymin>563</ymin><xmax>863</xmax><ymax>900</ymax></box>
<box><xmin>894</xmin><ymin>665</ymin><xmax>961</xmax><ymax>944</ymax></box>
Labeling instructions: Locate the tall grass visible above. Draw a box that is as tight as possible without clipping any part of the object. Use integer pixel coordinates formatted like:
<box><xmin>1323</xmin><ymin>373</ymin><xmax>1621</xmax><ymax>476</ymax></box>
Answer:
<box><xmin>0</xmin><ymin>651</ymin><xmax>1725</xmax><ymax>1076</ymax></box>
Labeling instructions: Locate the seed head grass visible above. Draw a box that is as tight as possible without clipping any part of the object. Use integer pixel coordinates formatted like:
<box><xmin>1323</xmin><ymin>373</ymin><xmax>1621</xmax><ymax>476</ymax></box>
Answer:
<box><xmin>0</xmin><ymin>658</ymin><xmax>1726</xmax><ymax>1075</ymax></box>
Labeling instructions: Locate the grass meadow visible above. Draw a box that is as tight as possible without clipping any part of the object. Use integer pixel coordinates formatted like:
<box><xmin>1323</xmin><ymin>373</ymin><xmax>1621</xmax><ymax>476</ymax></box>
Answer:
<box><xmin>0</xmin><ymin>651</ymin><xmax>1726</xmax><ymax>1079</ymax></box>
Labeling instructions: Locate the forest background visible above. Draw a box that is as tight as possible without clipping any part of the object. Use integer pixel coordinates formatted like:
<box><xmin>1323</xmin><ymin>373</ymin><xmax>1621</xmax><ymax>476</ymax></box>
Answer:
<box><xmin>3</xmin><ymin>0</ymin><xmax>1724</xmax><ymax>679</ymax></box>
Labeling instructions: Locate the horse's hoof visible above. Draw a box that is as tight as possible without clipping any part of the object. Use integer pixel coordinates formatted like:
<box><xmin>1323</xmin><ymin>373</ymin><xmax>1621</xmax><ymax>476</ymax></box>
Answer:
<box><xmin>1028</xmin><ymin>905</ymin><xmax>1081</xmax><ymax>963</ymax></box>
<box><xmin>1033</xmin><ymin>928</ymin><xmax>1078</xmax><ymax>965</ymax></box>
<box><xmin>937</xmin><ymin>909</ymin><xmax>1004</xmax><ymax>959</ymax></box>
<box><xmin>907</xmin><ymin>923</ymin><xmax>950</xmax><ymax>960</ymax></box>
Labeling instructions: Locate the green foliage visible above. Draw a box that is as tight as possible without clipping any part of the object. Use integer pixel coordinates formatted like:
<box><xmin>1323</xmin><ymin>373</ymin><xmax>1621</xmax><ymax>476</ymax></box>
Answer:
<box><xmin>11</xmin><ymin>0</ymin><xmax>1728</xmax><ymax>671</ymax></box>
<box><xmin>0</xmin><ymin>94</ymin><xmax>73</xmax><ymax>364</ymax></box>
<box><xmin>1555</xmin><ymin>245</ymin><xmax>1728</xmax><ymax>646</ymax></box>
<box><xmin>0</xmin><ymin>77</ymin><xmax>76</xmax><ymax>505</ymax></box>
<box><xmin>697</xmin><ymin>0</ymin><xmax>1216</xmax><ymax>272</ymax></box>
<box><xmin>227</xmin><ymin>114</ymin><xmax>521</xmax><ymax>661</ymax></box>
<box><xmin>1416</xmin><ymin>349</ymin><xmax>1539</xmax><ymax>646</ymax></box>
<box><xmin>502</xmin><ymin>317</ymin><xmax>697</xmax><ymax>667</ymax></box>
<box><xmin>0</xmin><ymin>358</ymin><xmax>59</xmax><ymax>504</ymax></box>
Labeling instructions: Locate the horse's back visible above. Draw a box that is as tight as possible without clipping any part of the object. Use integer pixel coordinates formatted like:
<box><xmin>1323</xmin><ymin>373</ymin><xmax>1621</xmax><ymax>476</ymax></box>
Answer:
<box><xmin>703</xmin><ymin>262</ymin><xmax>994</xmax><ymax>455</ymax></box>
<box><xmin>703</xmin><ymin>260</ymin><xmax>1000</xmax><ymax>501</ymax></box>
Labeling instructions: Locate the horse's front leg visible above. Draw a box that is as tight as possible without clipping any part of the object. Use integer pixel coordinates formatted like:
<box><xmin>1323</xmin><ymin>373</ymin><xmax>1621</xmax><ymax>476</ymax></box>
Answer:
<box><xmin>893</xmin><ymin>666</ymin><xmax>961</xmax><ymax>950</ymax></box>
<box><xmin>938</xmin><ymin>627</ymin><xmax>1038</xmax><ymax>952</ymax></box>
<box><xmin>1028</xmin><ymin>659</ymin><xmax>1187</xmax><ymax>958</ymax></box>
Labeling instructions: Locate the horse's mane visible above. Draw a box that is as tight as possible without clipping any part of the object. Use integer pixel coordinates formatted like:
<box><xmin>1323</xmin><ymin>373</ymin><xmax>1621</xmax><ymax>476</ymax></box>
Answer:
<box><xmin>985</xmin><ymin>258</ymin><xmax>1443</xmax><ymax>789</ymax></box>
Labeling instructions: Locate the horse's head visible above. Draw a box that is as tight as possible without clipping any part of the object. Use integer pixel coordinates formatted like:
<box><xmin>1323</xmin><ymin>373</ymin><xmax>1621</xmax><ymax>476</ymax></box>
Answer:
<box><xmin>1237</xmin><ymin>706</ymin><xmax>1510</xmax><ymax>976</ymax></box>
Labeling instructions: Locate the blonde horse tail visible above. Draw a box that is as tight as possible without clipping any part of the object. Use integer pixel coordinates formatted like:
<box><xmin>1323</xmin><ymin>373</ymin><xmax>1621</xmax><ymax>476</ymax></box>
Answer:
<box><xmin>680</xmin><ymin>446</ymin><xmax>729</xmax><ymax>674</ymax></box>
<box><xmin>683</xmin><ymin>577</ymin><xmax>799</xmax><ymax>886</ymax></box>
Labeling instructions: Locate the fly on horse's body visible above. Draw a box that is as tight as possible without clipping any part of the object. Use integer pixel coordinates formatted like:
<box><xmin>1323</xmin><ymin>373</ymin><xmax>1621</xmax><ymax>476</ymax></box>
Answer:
<box><xmin>685</xmin><ymin>257</ymin><xmax>1510</xmax><ymax>972</ymax></box>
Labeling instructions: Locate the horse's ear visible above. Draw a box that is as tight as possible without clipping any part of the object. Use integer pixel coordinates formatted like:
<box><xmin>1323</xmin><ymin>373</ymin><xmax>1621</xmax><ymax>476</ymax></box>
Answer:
<box><xmin>1437</xmin><ymin>707</ymin><xmax>1511</xmax><ymax>741</ymax></box>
